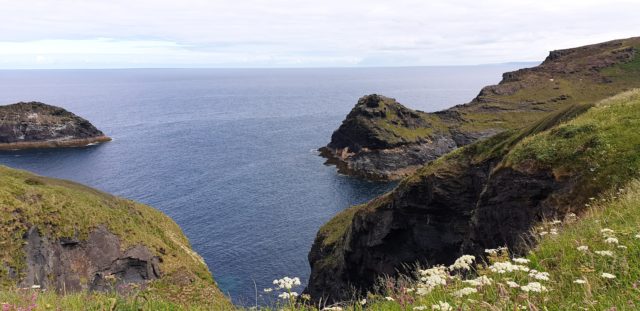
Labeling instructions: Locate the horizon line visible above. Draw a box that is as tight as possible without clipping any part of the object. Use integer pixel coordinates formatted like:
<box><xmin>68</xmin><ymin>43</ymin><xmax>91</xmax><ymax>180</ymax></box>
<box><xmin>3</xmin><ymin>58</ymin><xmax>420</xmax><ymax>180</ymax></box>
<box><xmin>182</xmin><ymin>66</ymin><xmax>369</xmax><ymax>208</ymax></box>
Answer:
<box><xmin>0</xmin><ymin>61</ymin><xmax>541</xmax><ymax>71</ymax></box>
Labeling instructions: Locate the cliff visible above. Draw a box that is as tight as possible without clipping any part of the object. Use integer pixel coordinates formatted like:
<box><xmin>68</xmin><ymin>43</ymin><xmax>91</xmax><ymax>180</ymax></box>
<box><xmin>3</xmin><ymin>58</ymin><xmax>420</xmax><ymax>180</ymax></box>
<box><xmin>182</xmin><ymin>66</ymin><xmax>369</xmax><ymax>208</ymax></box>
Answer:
<box><xmin>0</xmin><ymin>102</ymin><xmax>111</xmax><ymax>150</ymax></box>
<box><xmin>321</xmin><ymin>36</ymin><xmax>640</xmax><ymax>180</ymax></box>
<box><xmin>0</xmin><ymin>166</ymin><xmax>231</xmax><ymax>309</ymax></box>
<box><xmin>306</xmin><ymin>59</ymin><xmax>640</xmax><ymax>302</ymax></box>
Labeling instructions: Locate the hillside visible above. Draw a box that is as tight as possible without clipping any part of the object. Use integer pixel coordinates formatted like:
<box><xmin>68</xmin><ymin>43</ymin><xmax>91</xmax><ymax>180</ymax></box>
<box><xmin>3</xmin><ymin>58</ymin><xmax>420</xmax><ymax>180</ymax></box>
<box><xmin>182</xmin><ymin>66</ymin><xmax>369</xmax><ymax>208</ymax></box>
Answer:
<box><xmin>0</xmin><ymin>102</ymin><xmax>111</xmax><ymax>150</ymax></box>
<box><xmin>0</xmin><ymin>166</ymin><xmax>232</xmax><ymax>310</ymax></box>
<box><xmin>306</xmin><ymin>89</ymin><xmax>640</xmax><ymax>303</ymax></box>
<box><xmin>321</xmin><ymin>36</ymin><xmax>640</xmax><ymax>180</ymax></box>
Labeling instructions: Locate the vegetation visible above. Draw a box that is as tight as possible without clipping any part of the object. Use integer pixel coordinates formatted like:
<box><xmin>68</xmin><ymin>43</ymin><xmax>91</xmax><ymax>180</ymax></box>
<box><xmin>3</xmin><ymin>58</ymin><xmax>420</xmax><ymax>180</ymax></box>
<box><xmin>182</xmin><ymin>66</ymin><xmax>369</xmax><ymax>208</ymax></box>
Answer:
<box><xmin>0</xmin><ymin>166</ymin><xmax>231</xmax><ymax>309</ymax></box>
<box><xmin>4</xmin><ymin>179</ymin><xmax>640</xmax><ymax>310</ymax></box>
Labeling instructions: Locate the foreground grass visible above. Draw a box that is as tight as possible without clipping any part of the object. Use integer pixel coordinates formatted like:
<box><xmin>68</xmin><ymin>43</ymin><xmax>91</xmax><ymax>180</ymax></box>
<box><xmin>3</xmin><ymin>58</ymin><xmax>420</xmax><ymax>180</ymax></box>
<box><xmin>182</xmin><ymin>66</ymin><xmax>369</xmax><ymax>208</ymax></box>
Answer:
<box><xmin>4</xmin><ymin>179</ymin><xmax>640</xmax><ymax>310</ymax></box>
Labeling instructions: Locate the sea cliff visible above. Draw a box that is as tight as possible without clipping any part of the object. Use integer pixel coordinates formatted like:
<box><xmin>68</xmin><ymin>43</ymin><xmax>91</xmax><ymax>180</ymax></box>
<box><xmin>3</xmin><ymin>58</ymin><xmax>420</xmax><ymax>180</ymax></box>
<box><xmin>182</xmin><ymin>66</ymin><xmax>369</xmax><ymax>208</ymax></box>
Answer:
<box><xmin>308</xmin><ymin>37</ymin><xmax>640</xmax><ymax>302</ymax></box>
<box><xmin>321</xmin><ymin>37</ymin><xmax>640</xmax><ymax>180</ymax></box>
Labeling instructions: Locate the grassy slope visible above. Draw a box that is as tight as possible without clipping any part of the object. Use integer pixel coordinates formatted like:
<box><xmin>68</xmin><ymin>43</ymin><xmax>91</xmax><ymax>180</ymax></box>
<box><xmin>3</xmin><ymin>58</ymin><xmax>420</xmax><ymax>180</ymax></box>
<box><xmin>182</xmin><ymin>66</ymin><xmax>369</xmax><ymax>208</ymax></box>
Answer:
<box><xmin>311</xmin><ymin>89</ymin><xmax>640</xmax><ymax>309</ymax></box>
<box><xmin>0</xmin><ymin>166</ymin><xmax>232</xmax><ymax>310</ymax></box>
<box><xmin>341</xmin><ymin>37</ymin><xmax>640</xmax><ymax>148</ymax></box>
<box><xmin>357</xmin><ymin>178</ymin><xmax>640</xmax><ymax>310</ymax></box>
<box><xmin>13</xmin><ymin>179</ymin><xmax>639</xmax><ymax>309</ymax></box>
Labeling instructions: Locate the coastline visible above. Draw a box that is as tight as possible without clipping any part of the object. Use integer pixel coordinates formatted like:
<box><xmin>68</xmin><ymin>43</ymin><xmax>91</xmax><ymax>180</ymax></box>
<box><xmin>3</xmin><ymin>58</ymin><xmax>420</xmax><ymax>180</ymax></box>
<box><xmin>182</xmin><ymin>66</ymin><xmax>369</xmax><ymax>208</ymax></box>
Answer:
<box><xmin>0</xmin><ymin>135</ymin><xmax>112</xmax><ymax>151</ymax></box>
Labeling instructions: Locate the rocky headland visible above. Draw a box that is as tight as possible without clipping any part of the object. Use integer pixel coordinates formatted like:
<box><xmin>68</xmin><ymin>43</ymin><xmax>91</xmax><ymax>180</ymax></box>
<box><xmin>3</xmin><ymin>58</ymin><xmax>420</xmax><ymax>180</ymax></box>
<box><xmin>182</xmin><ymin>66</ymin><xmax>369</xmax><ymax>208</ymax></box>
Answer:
<box><xmin>307</xmin><ymin>36</ymin><xmax>640</xmax><ymax>302</ymax></box>
<box><xmin>321</xmin><ymin>37</ymin><xmax>640</xmax><ymax>180</ymax></box>
<box><xmin>0</xmin><ymin>102</ymin><xmax>111</xmax><ymax>150</ymax></box>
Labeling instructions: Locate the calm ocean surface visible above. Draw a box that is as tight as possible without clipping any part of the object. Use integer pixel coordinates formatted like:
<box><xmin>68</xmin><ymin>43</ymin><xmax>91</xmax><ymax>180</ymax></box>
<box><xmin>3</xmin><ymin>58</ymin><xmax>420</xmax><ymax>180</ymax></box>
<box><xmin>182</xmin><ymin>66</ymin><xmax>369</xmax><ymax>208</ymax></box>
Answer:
<box><xmin>0</xmin><ymin>65</ymin><xmax>527</xmax><ymax>304</ymax></box>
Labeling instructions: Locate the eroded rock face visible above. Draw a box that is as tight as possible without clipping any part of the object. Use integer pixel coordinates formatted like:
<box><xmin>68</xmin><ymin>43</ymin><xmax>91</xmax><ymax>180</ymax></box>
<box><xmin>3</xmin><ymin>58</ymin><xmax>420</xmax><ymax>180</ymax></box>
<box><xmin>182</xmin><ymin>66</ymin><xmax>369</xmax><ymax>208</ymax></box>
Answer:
<box><xmin>0</xmin><ymin>102</ymin><xmax>110</xmax><ymax>150</ymax></box>
<box><xmin>306</xmin><ymin>155</ymin><xmax>571</xmax><ymax>302</ymax></box>
<box><xmin>18</xmin><ymin>226</ymin><xmax>161</xmax><ymax>293</ymax></box>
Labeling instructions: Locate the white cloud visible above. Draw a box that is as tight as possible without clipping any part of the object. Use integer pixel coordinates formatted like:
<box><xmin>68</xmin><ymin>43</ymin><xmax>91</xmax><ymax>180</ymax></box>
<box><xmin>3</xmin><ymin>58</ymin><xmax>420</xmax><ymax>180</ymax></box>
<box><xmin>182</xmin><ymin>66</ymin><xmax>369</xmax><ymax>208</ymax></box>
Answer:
<box><xmin>0</xmin><ymin>0</ymin><xmax>638</xmax><ymax>68</ymax></box>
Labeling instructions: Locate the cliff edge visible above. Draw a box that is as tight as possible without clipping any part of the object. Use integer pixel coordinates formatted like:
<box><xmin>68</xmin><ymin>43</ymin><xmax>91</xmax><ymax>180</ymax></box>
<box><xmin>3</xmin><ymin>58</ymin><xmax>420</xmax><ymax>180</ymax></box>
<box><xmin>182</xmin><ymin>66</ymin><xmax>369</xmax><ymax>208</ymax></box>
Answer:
<box><xmin>0</xmin><ymin>166</ymin><xmax>231</xmax><ymax>308</ymax></box>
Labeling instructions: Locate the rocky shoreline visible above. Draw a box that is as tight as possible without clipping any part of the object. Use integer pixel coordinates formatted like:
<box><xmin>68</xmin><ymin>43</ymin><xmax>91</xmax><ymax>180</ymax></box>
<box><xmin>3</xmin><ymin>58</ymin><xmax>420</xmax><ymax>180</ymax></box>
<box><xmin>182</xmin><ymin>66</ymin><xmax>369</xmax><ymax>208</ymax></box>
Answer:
<box><xmin>0</xmin><ymin>135</ymin><xmax>111</xmax><ymax>150</ymax></box>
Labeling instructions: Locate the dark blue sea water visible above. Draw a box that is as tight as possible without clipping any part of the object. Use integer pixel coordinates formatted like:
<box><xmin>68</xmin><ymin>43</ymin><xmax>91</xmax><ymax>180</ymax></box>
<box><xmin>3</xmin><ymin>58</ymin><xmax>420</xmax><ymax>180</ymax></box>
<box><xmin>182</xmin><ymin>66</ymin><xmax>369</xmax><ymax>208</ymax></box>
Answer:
<box><xmin>0</xmin><ymin>65</ymin><xmax>526</xmax><ymax>304</ymax></box>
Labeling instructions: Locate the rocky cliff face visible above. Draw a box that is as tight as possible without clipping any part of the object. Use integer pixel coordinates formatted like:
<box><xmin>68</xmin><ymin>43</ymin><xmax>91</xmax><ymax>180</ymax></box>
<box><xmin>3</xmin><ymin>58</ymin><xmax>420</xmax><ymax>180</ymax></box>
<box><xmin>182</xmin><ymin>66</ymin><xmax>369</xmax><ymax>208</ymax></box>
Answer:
<box><xmin>320</xmin><ymin>95</ymin><xmax>458</xmax><ymax>179</ymax></box>
<box><xmin>0</xmin><ymin>166</ymin><xmax>230</xmax><ymax>307</ymax></box>
<box><xmin>307</xmin><ymin>37</ymin><xmax>640</xmax><ymax>302</ymax></box>
<box><xmin>321</xmin><ymin>37</ymin><xmax>640</xmax><ymax>180</ymax></box>
<box><xmin>20</xmin><ymin>226</ymin><xmax>161</xmax><ymax>293</ymax></box>
<box><xmin>0</xmin><ymin>102</ymin><xmax>110</xmax><ymax>150</ymax></box>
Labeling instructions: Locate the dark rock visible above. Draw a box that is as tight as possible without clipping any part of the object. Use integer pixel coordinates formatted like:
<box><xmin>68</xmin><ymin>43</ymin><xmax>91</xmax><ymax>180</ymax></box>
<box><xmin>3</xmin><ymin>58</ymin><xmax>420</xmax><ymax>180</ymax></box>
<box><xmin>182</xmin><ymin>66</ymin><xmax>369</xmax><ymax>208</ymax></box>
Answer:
<box><xmin>19</xmin><ymin>226</ymin><xmax>161</xmax><ymax>293</ymax></box>
<box><xmin>0</xmin><ymin>102</ymin><xmax>111</xmax><ymax>150</ymax></box>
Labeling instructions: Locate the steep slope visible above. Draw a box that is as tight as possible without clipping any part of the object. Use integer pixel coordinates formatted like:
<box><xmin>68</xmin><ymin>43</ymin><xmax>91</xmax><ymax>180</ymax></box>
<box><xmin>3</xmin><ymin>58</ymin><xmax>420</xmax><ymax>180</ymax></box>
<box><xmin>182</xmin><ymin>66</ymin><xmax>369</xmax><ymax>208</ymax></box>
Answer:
<box><xmin>321</xmin><ymin>36</ymin><xmax>640</xmax><ymax>180</ymax></box>
<box><xmin>362</xmin><ymin>178</ymin><xmax>640</xmax><ymax>310</ymax></box>
<box><xmin>0</xmin><ymin>102</ymin><xmax>111</xmax><ymax>150</ymax></box>
<box><xmin>0</xmin><ymin>166</ymin><xmax>231</xmax><ymax>309</ymax></box>
<box><xmin>306</xmin><ymin>89</ymin><xmax>640</xmax><ymax>303</ymax></box>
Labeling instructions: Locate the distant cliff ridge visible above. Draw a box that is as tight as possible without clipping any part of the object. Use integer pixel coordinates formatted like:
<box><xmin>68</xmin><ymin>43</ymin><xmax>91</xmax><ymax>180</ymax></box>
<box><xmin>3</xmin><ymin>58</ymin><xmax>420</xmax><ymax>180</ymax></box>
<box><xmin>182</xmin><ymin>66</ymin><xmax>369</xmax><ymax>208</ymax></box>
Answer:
<box><xmin>321</xmin><ymin>37</ymin><xmax>640</xmax><ymax>180</ymax></box>
<box><xmin>0</xmin><ymin>102</ymin><xmax>111</xmax><ymax>150</ymax></box>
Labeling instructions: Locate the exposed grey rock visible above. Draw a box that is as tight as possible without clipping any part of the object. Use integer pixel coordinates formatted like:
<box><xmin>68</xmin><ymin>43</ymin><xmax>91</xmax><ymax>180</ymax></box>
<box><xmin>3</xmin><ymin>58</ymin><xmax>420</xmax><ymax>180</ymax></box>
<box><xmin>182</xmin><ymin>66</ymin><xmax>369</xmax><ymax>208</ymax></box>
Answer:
<box><xmin>19</xmin><ymin>226</ymin><xmax>161</xmax><ymax>293</ymax></box>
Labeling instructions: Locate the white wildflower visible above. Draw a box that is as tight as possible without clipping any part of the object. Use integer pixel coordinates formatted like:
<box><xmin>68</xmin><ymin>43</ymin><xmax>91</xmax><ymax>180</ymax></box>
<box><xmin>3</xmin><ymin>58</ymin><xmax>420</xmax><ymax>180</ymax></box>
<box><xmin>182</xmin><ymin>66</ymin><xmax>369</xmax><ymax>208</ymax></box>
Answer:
<box><xmin>30</xmin><ymin>285</ymin><xmax>41</xmax><ymax>289</ymax></box>
<box><xmin>604</xmin><ymin>237</ymin><xmax>619</xmax><ymax>244</ymax></box>
<box><xmin>577</xmin><ymin>245</ymin><xmax>589</xmax><ymax>252</ymax></box>
<box><xmin>449</xmin><ymin>255</ymin><xmax>475</xmax><ymax>271</ymax></box>
<box><xmin>635</xmin><ymin>234</ymin><xmax>640</xmax><ymax>239</ymax></box>
<box><xmin>551</xmin><ymin>220</ymin><xmax>562</xmax><ymax>225</ymax></box>
<box><xmin>359</xmin><ymin>299</ymin><xmax>367</xmax><ymax>305</ymax></box>
<box><xmin>263</xmin><ymin>288</ymin><xmax>273</xmax><ymax>293</ymax></box>
<box><xmin>618</xmin><ymin>245</ymin><xmax>627</xmax><ymax>249</ymax></box>
<box><xmin>278</xmin><ymin>292</ymin><xmax>298</xmax><ymax>300</ymax></box>
<box><xmin>417</xmin><ymin>265</ymin><xmax>449</xmax><ymax>295</ymax></box>
<box><xmin>595</xmin><ymin>250</ymin><xmax>614</xmax><ymax>257</ymax></box>
<box><xmin>513</xmin><ymin>258</ymin><xmax>530</xmax><ymax>264</ymax></box>
<box><xmin>539</xmin><ymin>231</ymin><xmax>549</xmax><ymax>236</ymax></box>
<box><xmin>406</xmin><ymin>288</ymin><xmax>415</xmax><ymax>293</ymax></box>
<box><xmin>550</xmin><ymin>228</ymin><xmax>559</xmax><ymax>235</ymax></box>
<box><xmin>600</xmin><ymin>228</ymin><xmax>615</xmax><ymax>236</ymax></box>
<box><xmin>601</xmin><ymin>273</ymin><xmax>616</xmax><ymax>279</ymax></box>
<box><xmin>506</xmin><ymin>281</ymin><xmax>520</xmax><ymax>288</ymax></box>
<box><xmin>385</xmin><ymin>296</ymin><xmax>395</xmax><ymax>301</ymax></box>
<box><xmin>489</xmin><ymin>261</ymin><xmax>530</xmax><ymax>274</ymax></box>
<box><xmin>431</xmin><ymin>301</ymin><xmax>453</xmax><ymax>311</ymax></box>
<box><xmin>413</xmin><ymin>307</ymin><xmax>426</xmax><ymax>311</ymax></box>
<box><xmin>273</xmin><ymin>276</ymin><xmax>301</xmax><ymax>290</ymax></box>
<box><xmin>454</xmin><ymin>287</ymin><xmax>477</xmax><ymax>297</ymax></box>
<box><xmin>463</xmin><ymin>275</ymin><xmax>492</xmax><ymax>287</ymax></box>
<box><xmin>520</xmin><ymin>282</ymin><xmax>547</xmax><ymax>293</ymax></box>
<box><xmin>484</xmin><ymin>246</ymin><xmax>507</xmax><ymax>255</ymax></box>
<box><xmin>529</xmin><ymin>270</ymin><xmax>550</xmax><ymax>281</ymax></box>
<box><xmin>573</xmin><ymin>279</ymin><xmax>587</xmax><ymax>284</ymax></box>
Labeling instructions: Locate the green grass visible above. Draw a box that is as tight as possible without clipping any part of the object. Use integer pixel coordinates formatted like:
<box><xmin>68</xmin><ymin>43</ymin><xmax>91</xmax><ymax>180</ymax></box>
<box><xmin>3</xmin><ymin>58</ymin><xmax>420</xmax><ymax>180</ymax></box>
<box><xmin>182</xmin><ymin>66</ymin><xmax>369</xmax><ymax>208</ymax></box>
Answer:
<box><xmin>356</xmin><ymin>178</ymin><xmax>640</xmax><ymax>310</ymax></box>
<box><xmin>0</xmin><ymin>166</ymin><xmax>231</xmax><ymax>309</ymax></box>
<box><xmin>505</xmin><ymin>90</ymin><xmax>640</xmax><ymax>196</ymax></box>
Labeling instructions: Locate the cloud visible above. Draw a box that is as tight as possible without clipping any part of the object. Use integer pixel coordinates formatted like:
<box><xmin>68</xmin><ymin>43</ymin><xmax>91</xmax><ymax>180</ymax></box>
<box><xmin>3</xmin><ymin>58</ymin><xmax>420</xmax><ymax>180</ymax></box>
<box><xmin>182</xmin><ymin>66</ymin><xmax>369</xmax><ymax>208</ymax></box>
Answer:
<box><xmin>0</xmin><ymin>0</ymin><xmax>638</xmax><ymax>68</ymax></box>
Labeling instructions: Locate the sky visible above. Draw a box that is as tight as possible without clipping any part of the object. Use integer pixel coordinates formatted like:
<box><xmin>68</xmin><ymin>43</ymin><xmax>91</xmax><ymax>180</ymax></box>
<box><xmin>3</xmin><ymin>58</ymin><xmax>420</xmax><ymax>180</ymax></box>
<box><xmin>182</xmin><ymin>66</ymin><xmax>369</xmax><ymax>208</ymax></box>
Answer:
<box><xmin>0</xmin><ymin>0</ymin><xmax>639</xmax><ymax>69</ymax></box>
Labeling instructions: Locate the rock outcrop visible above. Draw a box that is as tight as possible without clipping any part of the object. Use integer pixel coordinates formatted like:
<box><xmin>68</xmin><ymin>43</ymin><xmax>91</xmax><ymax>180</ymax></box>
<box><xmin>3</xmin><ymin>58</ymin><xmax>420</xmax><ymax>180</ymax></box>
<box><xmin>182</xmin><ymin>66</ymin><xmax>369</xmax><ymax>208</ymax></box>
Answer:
<box><xmin>321</xmin><ymin>36</ymin><xmax>640</xmax><ymax>180</ymax></box>
<box><xmin>20</xmin><ymin>226</ymin><xmax>161</xmax><ymax>293</ymax></box>
<box><xmin>0</xmin><ymin>102</ymin><xmax>111</xmax><ymax>150</ymax></box>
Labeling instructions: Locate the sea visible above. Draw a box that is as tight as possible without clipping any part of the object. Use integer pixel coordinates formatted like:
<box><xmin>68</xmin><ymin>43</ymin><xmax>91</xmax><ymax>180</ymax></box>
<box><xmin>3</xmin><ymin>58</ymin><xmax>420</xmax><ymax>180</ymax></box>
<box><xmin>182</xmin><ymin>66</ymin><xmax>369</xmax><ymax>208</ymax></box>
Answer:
<box><xmin>0</xmin><ymin>64</ymin><xmax>529</xmax><ymax>305</ymax></box>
